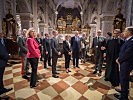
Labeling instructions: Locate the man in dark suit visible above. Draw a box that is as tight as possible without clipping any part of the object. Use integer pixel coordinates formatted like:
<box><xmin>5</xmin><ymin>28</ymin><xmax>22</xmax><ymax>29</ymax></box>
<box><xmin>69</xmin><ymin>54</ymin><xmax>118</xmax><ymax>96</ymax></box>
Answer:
<box><xmin>91</xmin><ymin>30</ymin><xmax>106</xmax><ymax>76</ymax></box>
<box><xmin>0</xmin><ymin>32</ymin><xmax>12</xmax><ymax>95</ymax></box>
<box><xmin>71</xmin><ymin>31</ymin><xmax>81</xmax><ymax>68</ymax></box>
<box><xmin>36</xmin><ymin>33</ymin><xmax>43</xmax><ymax>61</ymax></box>
<box><xmin>51</xmin><ymin>30</ymin><xmax>61</xmax><ymax>78</ymax></box>
<box><xmin>115</xmin><ymin>27</ymin><xmax>133</xmax><ymax>100</ymax></box>
<box><xmin>17</xmin><ymin>29</ymin><xmax>30</xmax><ymax>79</ymax></box>
<box><xmin>43</xmin><ymin>33</ymin><xmax>52</xmax><ymax>68</ymax></box>
<box><xmin>63</xmin><ymin>35</ymin><xmax>72</xmax><ymax>73</ymax></box>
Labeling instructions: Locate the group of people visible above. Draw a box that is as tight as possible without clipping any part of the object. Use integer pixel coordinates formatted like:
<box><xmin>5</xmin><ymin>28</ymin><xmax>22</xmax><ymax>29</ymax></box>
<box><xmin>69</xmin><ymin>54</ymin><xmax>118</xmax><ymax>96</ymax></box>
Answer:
<box><xmin>17</xmin><ymin>29</ymin><xmax>87</xmax><ymax>85</ymax></box>
<box><xmin>0</xmin><ymin>26</ymin><xmax>133</xmax><ymax>100</ymax></box>
<box><xmin>91</xmin><ymin>28</ymin><xmax>133</xmax><ymax>100</ymax></box>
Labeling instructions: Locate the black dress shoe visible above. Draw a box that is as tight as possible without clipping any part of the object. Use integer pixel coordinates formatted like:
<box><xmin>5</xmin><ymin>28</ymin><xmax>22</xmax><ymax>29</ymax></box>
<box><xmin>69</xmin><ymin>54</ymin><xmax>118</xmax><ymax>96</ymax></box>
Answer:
<box><xmin>52</xmin><ymin>75</ymin><xmax>59</xmax><ymax>78</ymax></box>
<box><xmin>76</xmin><ymin>66</ymin><xmax>80</xmax><ymax>68</ymax></box>
<box><xmin>68</xmin><ymin>70</ymin><xmax>71</xmax><ymax>72</ymax></box>
<box><xmin>30</xmin><ymin>85</ymin><xmax>37</xmax><ymax>88</ymax></box>
<box><xmin>115</xmin><ymin>88</ymin><xmax>121</xmax><ymax>93</ymax></box>
<box><xmin>93</xmin><ymin>71</ymin><xmax>97</xmax><ymax>74</ymax></box>
<box><xmin>0</xmin><ymin>88</ymin><xmax>13</xmax><ymax>95</ymax></box>
<box><xmin>22</xmin><ymin>75</ymin><xmax>29</xmax><ymax>79</ymax></box>
<box><xmin>98</xmin><ymin>73</ymin><xmax>101</xmax><ymax>76</ymax></box>
<box><xmin>55</xmin><ymin>72</ymin><xmax>59</xmax><ymax>74</ymax></box>
<box><xmin>114</xmin><ymin>93</ymin><xmax>121</xmax><ymax>99</ymax></box>
<box><xmin>26</xmin><ymin>72</ymin><xmax>31</xmax><ymax>75</ymax></box>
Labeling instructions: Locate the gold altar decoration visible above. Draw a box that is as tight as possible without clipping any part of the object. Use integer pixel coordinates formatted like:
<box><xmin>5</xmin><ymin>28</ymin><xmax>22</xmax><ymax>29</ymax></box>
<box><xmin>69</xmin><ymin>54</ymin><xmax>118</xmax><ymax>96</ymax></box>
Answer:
<box><xmin>57</xmin><ymin>15</ymin><xmax>81</xmax><ymax>34</ymax></box>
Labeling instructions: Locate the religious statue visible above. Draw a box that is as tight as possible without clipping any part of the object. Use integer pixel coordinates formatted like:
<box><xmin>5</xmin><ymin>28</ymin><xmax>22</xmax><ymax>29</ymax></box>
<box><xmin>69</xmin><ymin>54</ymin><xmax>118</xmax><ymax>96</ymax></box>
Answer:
<box><xmin>113</xmin><ymin>8</ymin><xmax>126</xmax><ymax>32</ymax></box>
<box><xmin>57</xmin><ymin>16</ymin><xmax>64</xmax><ymax>28</ymax></box>
<box><xmin>2</xmin><ymin>9</ymin><xmax>18</xmax><ymax>40</ymax></box>
<box><xmin>66</xmin><ymin>14</ymin><xmax>73</xmax><ymax>25</ymax></box>
<box><xmin>72</xmin><ymin>17</ymin><xmax>81</xmax><ymax>29</ymax></box>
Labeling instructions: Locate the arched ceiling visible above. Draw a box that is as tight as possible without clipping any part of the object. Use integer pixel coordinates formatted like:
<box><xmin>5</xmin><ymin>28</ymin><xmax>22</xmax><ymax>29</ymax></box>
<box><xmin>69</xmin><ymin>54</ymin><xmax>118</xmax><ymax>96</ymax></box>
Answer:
<box><xmin>16</xmin><ymin>0</ymin><xmax>31</xmax><ymax>13</ymax></box>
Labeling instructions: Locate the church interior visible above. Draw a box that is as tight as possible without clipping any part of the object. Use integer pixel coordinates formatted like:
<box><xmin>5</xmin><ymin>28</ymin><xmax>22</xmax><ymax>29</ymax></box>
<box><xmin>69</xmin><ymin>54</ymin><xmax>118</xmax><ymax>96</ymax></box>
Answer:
<box><xmin>0</xmin><ymin>0</ymin><xmax>133</xmax><ymax>100</ymax></box>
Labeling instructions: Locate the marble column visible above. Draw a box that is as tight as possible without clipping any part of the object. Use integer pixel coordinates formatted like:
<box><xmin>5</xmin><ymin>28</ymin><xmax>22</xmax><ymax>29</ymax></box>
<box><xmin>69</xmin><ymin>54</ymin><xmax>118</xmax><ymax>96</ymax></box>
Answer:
<box><xmin>0</xmin><ymin>0</ymin><xmax>4</xmax><ymax>32</ymax></box>
<box><xmin>96</xmin><ymin>0</ymin><xmax>102</xmax><ymax>31</ymax></box>
<box><xmin>126</xmin><ymin>0</ymin><xmax>133</xmax><ymax>26</ymax></box>
<box><xmin>19</xmin><ymin>13</ymin><xmax>33</xmax><ymax>29</ymax></box>
<box><xmin>101</xmin><ymin>15</ymin><xmax>114</xmax><ymax>36</ymax></box>
<box><xmin>32</xmin><ymin>0</ymin><xmax>38</xmax><ymax>32</ymax></box>
<box><xmin>16</xmin><ymin>15</ymin><xmax>21</xmax><ymax>35</ymax></box>
<box><xmin>89</xmin><ymin>24</ymin><xmax>97</xmax><ymax>47</ymax></box>
<box><xmin>13</xmin><ymin>0</ymin><xmax>16</xmax><ymax>18</ymax></box>
<box><xmin>54</xmin><ymin>11</ymin><xmax>58</xmax><ymax>29</ymax></box>
<box><xmin>44</xmin><ymin>4</ymin><xmax>49</xmax><ymax>33</ymax></box>
<box><xmin>39</xmin><ymin>22</ymin><xmax>45</xmax><ymax>34</ymax></box>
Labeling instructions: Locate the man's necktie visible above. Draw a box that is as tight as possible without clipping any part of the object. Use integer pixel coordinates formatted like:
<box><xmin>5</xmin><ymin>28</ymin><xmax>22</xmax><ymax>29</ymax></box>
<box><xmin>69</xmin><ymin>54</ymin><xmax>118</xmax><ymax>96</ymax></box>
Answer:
<box><xmin>97</xmin><ymin>37</ymin><xmax>99</xmax><ymax>42</ymax></box>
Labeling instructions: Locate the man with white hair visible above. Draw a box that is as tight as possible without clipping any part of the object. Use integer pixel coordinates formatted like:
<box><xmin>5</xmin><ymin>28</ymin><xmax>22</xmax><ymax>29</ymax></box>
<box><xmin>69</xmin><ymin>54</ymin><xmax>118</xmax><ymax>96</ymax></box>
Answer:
<box><xmin>91</xmin><ymin>30</ymin><xmax>106</xmax><ymax>76</ymax></box>
<box><xmin>17</xmin><ymin>29</ymin><xmax>30</xmax><ymax>79</ymax></box>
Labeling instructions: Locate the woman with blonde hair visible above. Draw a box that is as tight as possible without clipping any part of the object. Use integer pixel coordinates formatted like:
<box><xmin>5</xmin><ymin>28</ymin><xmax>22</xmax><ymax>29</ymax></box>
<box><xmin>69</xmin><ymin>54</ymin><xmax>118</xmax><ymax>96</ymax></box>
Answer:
<box><xmin>26</xmin><ymin>28</ymin><xmax>40</xmax><ymax>88</ymax></box>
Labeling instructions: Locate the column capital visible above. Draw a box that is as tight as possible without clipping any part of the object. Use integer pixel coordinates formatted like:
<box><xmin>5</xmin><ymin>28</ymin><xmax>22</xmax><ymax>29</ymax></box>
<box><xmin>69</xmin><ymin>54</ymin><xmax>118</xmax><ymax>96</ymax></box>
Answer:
<box><xmin>17</xmin><ymin>13</ymin><xmax>33</xmax><ymax>20</ymax></box>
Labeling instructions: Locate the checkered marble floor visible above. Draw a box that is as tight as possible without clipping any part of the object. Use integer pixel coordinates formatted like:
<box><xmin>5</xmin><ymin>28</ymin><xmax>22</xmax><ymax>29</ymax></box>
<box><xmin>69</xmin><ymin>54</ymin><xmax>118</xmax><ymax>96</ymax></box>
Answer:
<box><xmin>2</xmin><ymin>58</ymin><xmax>133</xmax><ymax>100</ymax></box>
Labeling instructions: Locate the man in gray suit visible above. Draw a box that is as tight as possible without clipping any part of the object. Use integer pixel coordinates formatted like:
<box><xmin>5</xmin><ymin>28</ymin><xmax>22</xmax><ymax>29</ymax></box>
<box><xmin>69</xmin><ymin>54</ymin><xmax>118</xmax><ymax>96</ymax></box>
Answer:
<box><xmin>17</xmin><ymin>29</ymin><xmax>30</xmax><ymax>79</ymax></box>
<box><xmin>51</xmin><ymin>30</ymin><xmax>61</xmax><ymax>78</ymax></box>
<box><xmin>91</xmin><ymin>30</ymin><xmax>106</xmax><ymax>76</ymax></box>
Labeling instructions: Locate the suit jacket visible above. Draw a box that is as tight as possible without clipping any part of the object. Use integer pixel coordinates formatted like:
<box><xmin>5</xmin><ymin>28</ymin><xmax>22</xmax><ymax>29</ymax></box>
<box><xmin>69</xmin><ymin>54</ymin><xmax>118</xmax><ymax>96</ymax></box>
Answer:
<box><xmin>35</xmin><ymin>37</ymin><xmax>42</xmax><ymax>51</ymax></box>
<box><xmin>51</xmin><ymin>37</ymin><xmax>60</xmax><ymax>57</ymax></box>
<box><xmin>43</xmin><ymin>38</ymin><xmax>52</xmax><ymax>56</ymax></box>
<box><xmin>17</xmin><ymin>35</ymin><xmax>28</xmax><ymax>57</ymax></box>
<box><xmin>0</xmin><ymin>38</ymin><xmax>9</xmax><ymax>67</ymax></box>
<box><xmin>71</xmin><ymin>36</ymin><xmax>81</xmax><ymax>51</ymax></box>
<box><xmin>63</xmin><ymin>40</ymin><xmax>71</xmax><ymax>54</ymax></box>
<box><xmin>26</xmin><ymin>38</ymin><xmax>40</xmax><ymax>58</ymax></box>
<box><xmin>118</xmin><ymin>36</ymin><xmax>133</xmax><ymax>66</ymax></box>
<box><xmin>92</xmin><ymin>36</ymin><xmax>106</xmax><ymax>52</ymax></box>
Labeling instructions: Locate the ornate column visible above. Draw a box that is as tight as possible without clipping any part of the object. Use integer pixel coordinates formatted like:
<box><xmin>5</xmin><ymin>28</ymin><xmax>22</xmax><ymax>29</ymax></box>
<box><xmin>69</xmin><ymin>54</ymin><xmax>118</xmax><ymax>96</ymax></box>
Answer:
<box><xmin>12</xmin><ymin>0</ymin><xmax>16</xmax><ymax>18</ymax></box>
<box><xmin>89</xmin><ymin>24</ymin><xmax>97</xmax><ymax>47</ymax></box>
<box><xmin>101</xmin><ymin>15</ymin><xmax>114</xmax><ymax>35</ymax></box>
<box><xmin>44</xmin><ymin>4</ymin><xmax>49</xmax><ymax>33</ymax></box>
<box><xmin>39</xmin><ymin>22</ymin><xmax>45</xmax><ymax>34</ymax></box>
<box><xmin>80</xmin><ymin>11</ymin><xmax>83</xmax><ymax>28</ymax></box>
<box><xmin>126</xmin><ymin>0</ymin><xmax>133</xmax><ymax>26</ymax></box>
<box><xmin>96</xmin><ymin>0</ymin><xmax>102</xmax><ymax>31</ymax></box>
<box><xmin>100</xmin><ymin>0</ymin><xmax>115</xmax><ymax>35</ymax></box>
<box><xmin>32</xmin><ymin>0</ymin><xmax>38</xmax><ymax>32</ymax></box>
<box><xmin>54</xmin><ymin>11</ymin><xmax>58</xmax><ymax>29</ymax></box>
<box><xmin>16</xmin><ymin>15</ymin><xmax>21</xmax><ymax>35</ymax></box>
<box><xmin>19</xmin><ymin>13</ymin><xmax>33</xmax><ymax>29</ymax></box>
<box><xmin>0</xmin><ymin>0</ymin><xmax>4</xmax><ymax>32</ymax></box>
